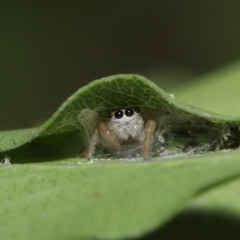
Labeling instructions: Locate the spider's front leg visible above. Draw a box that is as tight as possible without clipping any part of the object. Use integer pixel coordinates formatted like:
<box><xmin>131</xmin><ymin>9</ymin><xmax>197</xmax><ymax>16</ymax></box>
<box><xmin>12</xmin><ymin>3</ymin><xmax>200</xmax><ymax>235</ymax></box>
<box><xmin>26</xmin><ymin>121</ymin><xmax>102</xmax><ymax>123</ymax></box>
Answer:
<box><xmin>86</xmin><ymin>128</ymin><xmax>99</xmax><ymax>159</ymax></box>
<box><xmin>143</xmin><ymin>120</ymin><xmax>157</xmax><ymax>160</ymax></box>
<box><xmin>86</xmin><ymin>121</ymin><xmax>121</xmax><ymax>160</ymax></box>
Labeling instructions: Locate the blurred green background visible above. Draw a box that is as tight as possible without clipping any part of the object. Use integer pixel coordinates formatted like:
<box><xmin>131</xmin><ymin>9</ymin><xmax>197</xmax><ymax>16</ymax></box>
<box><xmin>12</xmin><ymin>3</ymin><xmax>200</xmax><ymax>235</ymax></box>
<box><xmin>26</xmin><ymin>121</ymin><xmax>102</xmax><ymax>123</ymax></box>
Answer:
<box><xmin>1</xmin><ymin>1</ymin><xmax>240</xmax><ymax>130</ymax></box>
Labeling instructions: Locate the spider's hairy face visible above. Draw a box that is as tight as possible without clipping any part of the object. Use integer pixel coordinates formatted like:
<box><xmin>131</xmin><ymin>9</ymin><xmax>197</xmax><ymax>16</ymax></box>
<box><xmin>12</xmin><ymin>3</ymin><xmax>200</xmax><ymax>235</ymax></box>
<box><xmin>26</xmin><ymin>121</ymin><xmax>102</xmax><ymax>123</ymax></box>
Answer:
<box><xmin>108</xmin><ymin>108</ymin><xmax>145</xmax><ymax>142</ymax></box>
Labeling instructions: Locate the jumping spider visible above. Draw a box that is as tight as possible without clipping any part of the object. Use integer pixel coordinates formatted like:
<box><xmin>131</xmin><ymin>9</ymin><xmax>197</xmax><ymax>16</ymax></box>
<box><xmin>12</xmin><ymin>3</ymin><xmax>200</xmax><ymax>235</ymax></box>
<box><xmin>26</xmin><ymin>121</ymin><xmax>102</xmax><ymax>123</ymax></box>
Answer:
<box><xmin>86</xmin><ymin>108</ymin><xmax>157</xmax><ymax>160</ymax></box>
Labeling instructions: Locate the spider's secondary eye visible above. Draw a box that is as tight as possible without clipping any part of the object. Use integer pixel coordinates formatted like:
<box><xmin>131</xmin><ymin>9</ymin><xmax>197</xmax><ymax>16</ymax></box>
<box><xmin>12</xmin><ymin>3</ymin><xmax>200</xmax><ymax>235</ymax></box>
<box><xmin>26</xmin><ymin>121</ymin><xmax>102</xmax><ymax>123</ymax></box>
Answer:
<box><xmin>135</xmin><ymin>108</ymin><xmax>139</xmax><ymax>113</ymax></box>
<box><xmin>125</xmin><ymin>108</ymin><xmax>134</xmax><ymax>117</ymax></box>
<box><xmin>109</xmin><ymin>113</ymin><xmax>113</xmax><ymax>118</ymax></box>
<box><xmin>114</xmin><ymin>110</ymin><xmax>124</xmax><ymax>119</ymax></box>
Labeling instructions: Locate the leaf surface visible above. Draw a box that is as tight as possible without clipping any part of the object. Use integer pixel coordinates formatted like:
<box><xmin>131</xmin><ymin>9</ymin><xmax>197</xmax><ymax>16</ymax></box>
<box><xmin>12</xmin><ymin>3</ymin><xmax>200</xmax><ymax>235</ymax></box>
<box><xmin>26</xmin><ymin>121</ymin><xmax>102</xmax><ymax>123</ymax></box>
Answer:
<box><xmin>1</xmin><ymin>151</ymin><xmax>240</xmax><ymax>240</ymax></box>
<box><xmin>1</xmin><ymin>74</ymin><xmax>239</xmax><ymax>161</ymax></box>
<box><xmin>1</xmin><ymin>72</ymin><xmax>240</xmax><ymax>240</ymax></box>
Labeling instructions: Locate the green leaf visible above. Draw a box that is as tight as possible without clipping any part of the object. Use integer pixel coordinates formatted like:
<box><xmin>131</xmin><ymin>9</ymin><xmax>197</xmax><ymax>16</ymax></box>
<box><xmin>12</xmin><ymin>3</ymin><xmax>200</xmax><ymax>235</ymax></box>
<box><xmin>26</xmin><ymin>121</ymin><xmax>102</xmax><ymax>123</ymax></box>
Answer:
<box><xmin>1</xmin><ymin>151</ymin><xmax>240</xmax><ymax>240</ymax></box>
<box><xmin>1</xmin><ymin>73</ymin><xmax>240</xmax><ymax>240</ymax></box>
<box><xmin>175</xmin><ymin>61</ymin><xmax>240</xmax><ymax>116</ymax></box>
<box><xmin>158</xmin><ymin>166</ymin><xmax>240</xmax><ymax>240</ymax></box>
<box><xmin>1</xmin><ymin>74</ymin><xmax>240</xmax><ymax>161</ymax></box>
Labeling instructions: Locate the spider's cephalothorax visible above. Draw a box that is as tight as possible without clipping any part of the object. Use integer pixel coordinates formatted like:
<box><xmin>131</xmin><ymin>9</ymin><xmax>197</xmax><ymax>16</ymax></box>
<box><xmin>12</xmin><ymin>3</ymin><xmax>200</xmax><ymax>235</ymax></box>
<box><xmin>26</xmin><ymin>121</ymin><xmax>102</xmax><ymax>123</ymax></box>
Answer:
<box><xmin>108</xmin><ymin>108</ymin><xmax>145</xmax><ymax>142</ymax></box>
<box><xmin>86</xmin><ymin>108</ymin><xmax>156</xmax><ymax>160</ymax></box>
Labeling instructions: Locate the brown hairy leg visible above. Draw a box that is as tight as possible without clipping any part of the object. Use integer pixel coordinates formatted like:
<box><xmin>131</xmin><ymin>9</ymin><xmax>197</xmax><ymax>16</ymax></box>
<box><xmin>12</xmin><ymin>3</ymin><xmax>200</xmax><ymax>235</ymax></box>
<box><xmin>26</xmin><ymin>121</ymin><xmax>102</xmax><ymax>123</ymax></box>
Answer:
<box><xmin>87</xmin><ymin>121</ymin><xmax>121</xmax><ymax>159</ymax></box>
<box><xmin>86</xmin><ymin>128</ymin><xmax>99</xmax><ymax>159</ymax></box>
<box><xmin>143</xmin><ymin>120</ymin><xmax>157</xmax><ymax>160</ymax></box>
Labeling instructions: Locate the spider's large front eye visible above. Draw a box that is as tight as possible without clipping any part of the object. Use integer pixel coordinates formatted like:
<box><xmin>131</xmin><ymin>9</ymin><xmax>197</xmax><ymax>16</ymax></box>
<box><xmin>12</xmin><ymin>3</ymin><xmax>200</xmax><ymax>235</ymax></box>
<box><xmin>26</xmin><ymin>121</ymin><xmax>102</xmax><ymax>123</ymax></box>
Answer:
<box><xmin>125</xmin><ymin>108</ymin><xmax>134</xmax><ymax>117</ymax></box>
<box><xmin>114</xmin><ymin>110</ymin><xmax>124</xmax><ymax>119</ymax></box>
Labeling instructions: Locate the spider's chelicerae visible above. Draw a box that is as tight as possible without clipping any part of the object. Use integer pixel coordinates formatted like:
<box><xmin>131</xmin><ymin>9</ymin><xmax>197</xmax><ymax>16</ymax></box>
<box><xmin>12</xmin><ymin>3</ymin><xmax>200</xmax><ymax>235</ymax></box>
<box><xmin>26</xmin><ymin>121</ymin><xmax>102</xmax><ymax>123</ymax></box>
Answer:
<box><xmin>86</xmin><ymin>108</ymin><xmax>157</xmax><ymax>160</ymax></box>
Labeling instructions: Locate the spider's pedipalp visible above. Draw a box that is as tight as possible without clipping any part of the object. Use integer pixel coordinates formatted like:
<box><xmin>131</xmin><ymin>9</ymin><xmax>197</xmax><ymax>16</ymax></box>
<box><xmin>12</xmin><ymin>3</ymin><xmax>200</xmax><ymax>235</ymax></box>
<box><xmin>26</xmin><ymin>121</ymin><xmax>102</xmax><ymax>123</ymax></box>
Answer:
<box><xmin>143</xmin><ymin>120</ymin><xmax>157</xmax><ymax>160</ymax></box>
<box><xmin>108</xmin><ymin>121</ymin><xmax>129</xmax><ymax>140</ymax></box>
<box><xmin>130</xmin><ymin>117</ymin><xmax>145</xmax><ymax>140</ymax></box>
